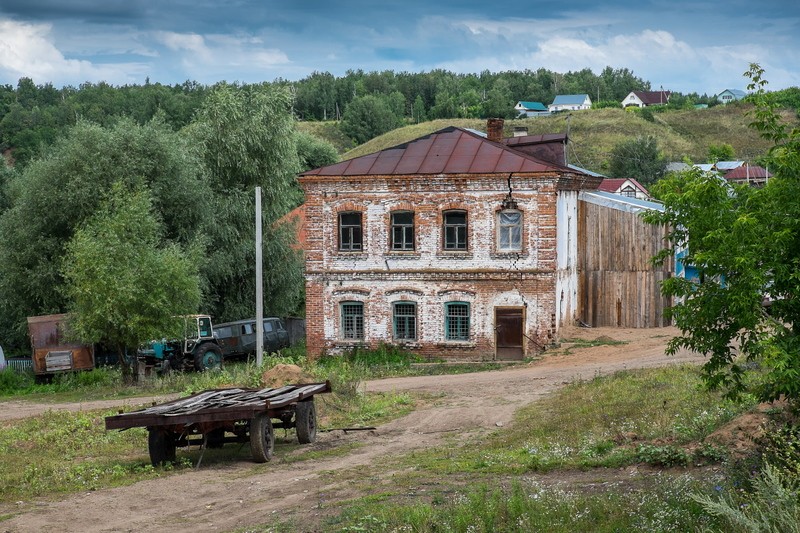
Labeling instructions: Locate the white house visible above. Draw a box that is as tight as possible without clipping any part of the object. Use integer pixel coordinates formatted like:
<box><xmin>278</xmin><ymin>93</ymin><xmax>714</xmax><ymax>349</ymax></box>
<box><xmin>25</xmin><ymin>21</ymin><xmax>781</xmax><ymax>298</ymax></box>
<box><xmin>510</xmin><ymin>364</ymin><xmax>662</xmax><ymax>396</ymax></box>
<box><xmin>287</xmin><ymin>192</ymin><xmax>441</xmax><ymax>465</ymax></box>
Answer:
<box><xmin>716</xmin><ymin>89</ymin><xmax>746</xmax><ymax>104</ymax></box>
<box><xmin>622</xmin><ymin>90</ymin><xmax>671</xmax><ymax>108</ymax></box>
<box><xmin>548</xmin><ymin>94</ymin><xmax>591</xmax><ymax>112</ymax></box>
<box><xmin>514</xmin><ymin>101</ymin><xmax>549</xmax><ymax>117</ymax></box>
<box><xmin>597</xmin><ymin>178</ymin><xmax>650</xmax><ymax>200</ymax></box>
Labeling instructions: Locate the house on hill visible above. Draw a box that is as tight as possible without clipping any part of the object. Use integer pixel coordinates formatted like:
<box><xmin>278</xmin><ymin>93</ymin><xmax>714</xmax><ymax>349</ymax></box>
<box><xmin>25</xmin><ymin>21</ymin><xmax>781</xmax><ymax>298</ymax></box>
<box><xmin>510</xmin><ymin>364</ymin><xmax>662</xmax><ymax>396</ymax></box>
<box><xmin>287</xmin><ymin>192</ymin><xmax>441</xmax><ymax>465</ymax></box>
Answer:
<box><xmin>298</xmin><ymin>119</ymin><xmax>673</xmax><ymax>360</ymax></box>
<box><xmin>724</xmin><ymin>163</ymin><xmax>772</xmax><ymax>186</ymax></box>
<box><xmin>514</xmin><ymin>101</ymin><xmax>549</xmax><ymax>117</ymax></box>
<box><xmin>716</xmin><ymin>89</ymin><xmax>746</xmax><ymax>104</ymax></box>
<box><xmin>597</xmin><ymin>178</ymin><xmax>650</xmax><ymax>200</ymax></box>
<box><xmin>622</xmin><ymin>90</ymin><xmax>671</xmax><ymax>108</ymax></box>
<box><xmin>548</xmin><ymin>94</ymin><xmax>592</xmax><ymax>112</ymax></box>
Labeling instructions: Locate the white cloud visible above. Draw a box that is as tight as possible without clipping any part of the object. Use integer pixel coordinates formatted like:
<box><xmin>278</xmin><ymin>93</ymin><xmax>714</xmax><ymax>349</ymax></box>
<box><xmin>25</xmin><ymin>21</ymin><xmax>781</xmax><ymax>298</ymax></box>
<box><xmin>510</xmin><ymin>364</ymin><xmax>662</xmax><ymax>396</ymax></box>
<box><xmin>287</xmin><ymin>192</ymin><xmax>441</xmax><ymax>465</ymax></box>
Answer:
<box><xmin>153</xmin><ymin>30</ymin><xmax>290</xmax><ymax>72</ymax></box>
<box><xmin>0</xmin><ymin>18</ymin><xmax>147</xmax><ymax>85</ymax></box>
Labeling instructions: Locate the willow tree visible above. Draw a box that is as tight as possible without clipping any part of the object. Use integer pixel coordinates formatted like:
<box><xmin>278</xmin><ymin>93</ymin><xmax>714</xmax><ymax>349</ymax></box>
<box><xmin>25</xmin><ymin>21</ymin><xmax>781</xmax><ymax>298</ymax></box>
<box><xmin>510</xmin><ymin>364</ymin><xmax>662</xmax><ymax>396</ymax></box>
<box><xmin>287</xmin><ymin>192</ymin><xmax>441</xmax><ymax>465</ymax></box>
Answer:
<box><xmin>187</xmin><ymin>83</ymin><xmax>304</xmax><ymax>322</ymax></box>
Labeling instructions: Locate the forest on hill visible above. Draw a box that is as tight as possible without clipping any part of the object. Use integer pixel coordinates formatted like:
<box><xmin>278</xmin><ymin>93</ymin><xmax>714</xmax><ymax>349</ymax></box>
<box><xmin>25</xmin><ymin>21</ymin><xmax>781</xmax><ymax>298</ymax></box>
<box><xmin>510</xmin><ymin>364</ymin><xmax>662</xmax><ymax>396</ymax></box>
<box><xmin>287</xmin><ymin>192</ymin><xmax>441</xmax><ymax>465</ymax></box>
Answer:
<box><xmin>7</xmin><ymin>66</ymin><xmax>798</xmax><ymax>169</ymax></box>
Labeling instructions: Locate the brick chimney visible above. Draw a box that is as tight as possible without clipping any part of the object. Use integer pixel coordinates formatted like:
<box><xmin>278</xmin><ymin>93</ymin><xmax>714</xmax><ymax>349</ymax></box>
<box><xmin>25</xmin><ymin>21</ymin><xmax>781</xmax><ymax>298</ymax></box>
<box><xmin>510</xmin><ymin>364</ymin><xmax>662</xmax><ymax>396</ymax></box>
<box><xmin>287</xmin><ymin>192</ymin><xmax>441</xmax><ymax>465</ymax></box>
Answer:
<box><xmin>486</xmin><ymin>118</ymin><xmax>504</xmax><ymax>143</ymax></box>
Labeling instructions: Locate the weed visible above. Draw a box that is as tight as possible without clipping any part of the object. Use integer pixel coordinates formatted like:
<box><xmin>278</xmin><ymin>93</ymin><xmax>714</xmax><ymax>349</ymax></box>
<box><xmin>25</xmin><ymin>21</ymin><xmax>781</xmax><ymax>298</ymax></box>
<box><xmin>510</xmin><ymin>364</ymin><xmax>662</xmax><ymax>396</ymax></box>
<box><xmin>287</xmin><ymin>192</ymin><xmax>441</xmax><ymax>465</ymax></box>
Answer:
<box><xmin>636</xmin><ymin>444</ymin><xmax>690</xmax><ymax>467</ymax></box>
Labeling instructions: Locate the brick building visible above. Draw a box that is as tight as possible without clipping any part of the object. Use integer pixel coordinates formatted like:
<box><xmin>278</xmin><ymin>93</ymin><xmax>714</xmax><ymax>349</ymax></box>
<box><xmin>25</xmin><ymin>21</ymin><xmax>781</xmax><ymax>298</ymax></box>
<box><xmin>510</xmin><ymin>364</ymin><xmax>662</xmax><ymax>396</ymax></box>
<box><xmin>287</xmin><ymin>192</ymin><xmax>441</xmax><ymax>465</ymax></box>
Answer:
<box><xmin>299</xmin><ymin>120</ymin><xmax>602</xmax><ymax>360</ymax></box>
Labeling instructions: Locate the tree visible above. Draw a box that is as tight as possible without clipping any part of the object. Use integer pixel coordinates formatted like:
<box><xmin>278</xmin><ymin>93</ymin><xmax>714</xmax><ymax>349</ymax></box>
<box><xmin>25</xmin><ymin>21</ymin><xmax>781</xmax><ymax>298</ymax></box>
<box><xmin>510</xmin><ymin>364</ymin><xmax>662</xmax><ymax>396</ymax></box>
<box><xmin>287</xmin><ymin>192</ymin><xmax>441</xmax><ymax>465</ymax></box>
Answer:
<box><xmin>608</xmin><ymin>135</ymin><xmax>667</xmax><ymax>185</ymax></box>
<box><xmin>0</xmin><ymin>117</ymin><xmax>208</xmax><ymax>349</ymax></box>
<box><xmin>188</xmin><ymin>83</ymin><xmax>305</xmax><ymax>321</ymax></box>
<box><xmin>295</xmin><ymin>130</ymin><xmax>339</xmax><ymax>173</ymax></box>
<box><xmin>339</xmin><ymin>94</ymin><xmax>402</xmax><ymax>144</ymax></box>
<box><xmin>62</xmin><ymin>184</ymin><xmax>201</xmax><ymax>382</ymax></box>
<box><xmin>644</xmin><ymin>64</ymin><xmax>800</xmax><ymax>405</ymax></box>
<box><xmin>707</xmin><ymin>143</ymin><xmax>735</xmax><ymax>163</ymax></box>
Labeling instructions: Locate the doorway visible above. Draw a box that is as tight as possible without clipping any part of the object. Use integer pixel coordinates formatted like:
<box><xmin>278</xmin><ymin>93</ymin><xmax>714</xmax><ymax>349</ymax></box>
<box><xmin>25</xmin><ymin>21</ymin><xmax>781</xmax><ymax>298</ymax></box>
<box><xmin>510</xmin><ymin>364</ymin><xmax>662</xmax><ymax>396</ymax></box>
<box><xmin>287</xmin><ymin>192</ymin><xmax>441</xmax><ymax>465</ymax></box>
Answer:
<box><xmin>495</xmin><ymin>307</ymin><xmax>524</xmax><ymax>360</ymax></box>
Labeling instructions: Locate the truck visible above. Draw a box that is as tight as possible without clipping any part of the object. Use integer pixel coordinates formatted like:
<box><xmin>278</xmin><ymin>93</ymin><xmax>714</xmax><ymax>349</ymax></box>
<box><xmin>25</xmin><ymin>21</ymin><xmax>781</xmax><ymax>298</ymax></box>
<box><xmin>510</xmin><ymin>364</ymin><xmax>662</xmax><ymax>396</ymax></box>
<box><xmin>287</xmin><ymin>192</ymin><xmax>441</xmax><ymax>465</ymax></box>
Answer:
<box><xmin>137</xmin><ymin>315</ymin><xmax>292</xmax><ymax>372</ymax></box>
<box><xmin>213</xmin><ymin>317</ymin><xmax>290</xmax><ymax>358</ymax></box>
<box><xmin>137</xmin><ymin>315</ymin><xmax>223</xmax><ymax>372</ymax></box>
<box><xmin>27</xmin><ymin>314</ymin><xmax>95</xmax><ymax>379</ymax></box>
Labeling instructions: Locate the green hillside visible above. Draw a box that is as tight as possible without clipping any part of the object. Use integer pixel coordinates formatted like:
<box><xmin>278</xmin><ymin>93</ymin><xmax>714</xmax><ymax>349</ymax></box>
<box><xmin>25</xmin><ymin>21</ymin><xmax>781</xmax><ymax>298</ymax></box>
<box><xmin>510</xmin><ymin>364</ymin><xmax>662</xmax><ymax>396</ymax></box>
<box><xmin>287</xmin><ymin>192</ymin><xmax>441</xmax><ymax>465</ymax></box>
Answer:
<box><xmin>331</xmin><ymin>103</ymin><xmax>797</xmax><ymax>175</ymax></box>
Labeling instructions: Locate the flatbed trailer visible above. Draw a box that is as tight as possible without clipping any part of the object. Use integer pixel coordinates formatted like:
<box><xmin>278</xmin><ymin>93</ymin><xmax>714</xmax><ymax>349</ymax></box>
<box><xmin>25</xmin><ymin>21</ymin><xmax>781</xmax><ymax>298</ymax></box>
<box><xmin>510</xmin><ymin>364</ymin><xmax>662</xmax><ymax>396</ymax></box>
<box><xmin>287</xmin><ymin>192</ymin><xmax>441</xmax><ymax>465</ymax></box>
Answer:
<box><xmin>105</xmin><ymin>381</ymin><xmax>331</xmax><ymax>466</ymax></box>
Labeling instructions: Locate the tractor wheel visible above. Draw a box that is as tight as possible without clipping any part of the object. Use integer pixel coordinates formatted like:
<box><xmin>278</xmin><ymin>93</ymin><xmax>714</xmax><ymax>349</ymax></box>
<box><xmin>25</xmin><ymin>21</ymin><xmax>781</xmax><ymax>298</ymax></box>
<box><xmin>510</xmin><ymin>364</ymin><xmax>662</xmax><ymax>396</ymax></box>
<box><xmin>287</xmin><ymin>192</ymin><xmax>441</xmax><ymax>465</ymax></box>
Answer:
<box><xmin>148</xmin><ymin>428</ymin><xmax>176</xmax><ymax>467</ymax></box>
<box><xmin>250</xmin><ymin>413</ymin><xmax>274</xmax><ymax>463</ymax></box>
<box><xmin>193</xmin><ymin>343</ymin><xmax>222</xmax><ymax>372</ymax></box>
<box><xmin>295</xmin><ymin>401</ymin><xmax>317</xmax><ymax>444</ymax></box>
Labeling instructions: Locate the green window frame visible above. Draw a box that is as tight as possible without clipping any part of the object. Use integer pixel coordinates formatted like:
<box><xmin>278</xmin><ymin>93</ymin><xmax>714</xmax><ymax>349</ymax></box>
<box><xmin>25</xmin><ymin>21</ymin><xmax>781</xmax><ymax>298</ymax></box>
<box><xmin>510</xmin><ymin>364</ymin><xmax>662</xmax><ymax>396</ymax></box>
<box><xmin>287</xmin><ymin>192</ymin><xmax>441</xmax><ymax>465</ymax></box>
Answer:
<box><xmin>445</xmin><ymin>302</ymin><xmax>470</xmax><ymax>341</ymax></box>
<box><xmin>341</xmin><ymin>302</ymin><xmax>364</xmax><ymax>340</ymax></box>
<box><xmin>393</xmin><ymin>302</ymin><xmax>417</xmax><ymax>341</ymax></box>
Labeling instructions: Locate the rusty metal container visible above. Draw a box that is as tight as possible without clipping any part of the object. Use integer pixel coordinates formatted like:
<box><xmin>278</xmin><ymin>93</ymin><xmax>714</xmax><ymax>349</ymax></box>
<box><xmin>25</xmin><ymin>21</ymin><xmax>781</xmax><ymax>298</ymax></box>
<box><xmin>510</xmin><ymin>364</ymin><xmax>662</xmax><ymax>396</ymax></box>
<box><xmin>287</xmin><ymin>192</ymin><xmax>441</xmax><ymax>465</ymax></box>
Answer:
<box><xmin>27</xmin><ymin>314</ymin><xmax>94</xmax><ymax>376</ymax></box>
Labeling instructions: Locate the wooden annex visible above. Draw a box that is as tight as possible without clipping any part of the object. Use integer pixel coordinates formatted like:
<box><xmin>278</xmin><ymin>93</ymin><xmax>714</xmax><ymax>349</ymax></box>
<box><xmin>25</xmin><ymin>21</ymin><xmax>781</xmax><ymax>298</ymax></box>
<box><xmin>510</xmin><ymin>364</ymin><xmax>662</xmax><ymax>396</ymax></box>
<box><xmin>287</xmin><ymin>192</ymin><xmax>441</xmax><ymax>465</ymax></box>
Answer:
<box><xmin>578</xmin><ymin>191</ymin><xmax>672</xmax><ymax>328</ymax></box>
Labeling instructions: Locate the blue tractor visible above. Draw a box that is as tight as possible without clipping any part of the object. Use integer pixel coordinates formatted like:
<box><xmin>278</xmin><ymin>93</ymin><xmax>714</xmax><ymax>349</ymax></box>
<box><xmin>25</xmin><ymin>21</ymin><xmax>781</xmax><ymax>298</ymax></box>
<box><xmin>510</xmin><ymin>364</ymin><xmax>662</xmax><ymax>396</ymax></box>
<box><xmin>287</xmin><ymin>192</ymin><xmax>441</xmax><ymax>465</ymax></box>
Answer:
<box><xmin>138</xmin><ymin>315</ymin><xmax>223</xmax><ymax>372</ymax></box>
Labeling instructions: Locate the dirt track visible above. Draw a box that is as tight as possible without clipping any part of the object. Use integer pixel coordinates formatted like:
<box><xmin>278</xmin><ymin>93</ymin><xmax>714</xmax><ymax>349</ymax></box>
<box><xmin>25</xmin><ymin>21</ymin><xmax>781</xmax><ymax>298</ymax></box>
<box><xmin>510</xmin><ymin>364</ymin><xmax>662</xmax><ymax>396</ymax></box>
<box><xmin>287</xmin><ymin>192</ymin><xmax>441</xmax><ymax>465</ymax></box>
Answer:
<box><xmin>0</xmin><ymin>326</ymin><xmax>704</xmax><ymax>532</ymax></box>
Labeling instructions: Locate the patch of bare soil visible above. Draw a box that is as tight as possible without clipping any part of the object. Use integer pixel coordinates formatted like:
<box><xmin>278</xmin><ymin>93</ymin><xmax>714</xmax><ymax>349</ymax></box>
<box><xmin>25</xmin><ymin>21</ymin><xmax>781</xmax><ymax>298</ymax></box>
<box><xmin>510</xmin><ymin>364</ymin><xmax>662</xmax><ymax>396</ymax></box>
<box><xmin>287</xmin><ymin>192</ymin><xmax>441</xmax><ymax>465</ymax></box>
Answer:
<box><xmin>1</xmin><ymin>327</ymin><xmax>714</xmax><ymax>532</ymax></box>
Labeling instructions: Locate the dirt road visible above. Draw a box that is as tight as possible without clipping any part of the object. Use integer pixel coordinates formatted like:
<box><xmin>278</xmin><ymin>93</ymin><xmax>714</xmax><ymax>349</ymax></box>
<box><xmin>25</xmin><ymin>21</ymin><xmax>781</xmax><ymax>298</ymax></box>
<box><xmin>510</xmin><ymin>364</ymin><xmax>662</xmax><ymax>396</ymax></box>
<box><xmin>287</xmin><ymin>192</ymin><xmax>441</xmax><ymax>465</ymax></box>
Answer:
<box><xmin>0</xmin><ymin>327</ymin><xmax>703</xmax><ymax>533</ymax></box>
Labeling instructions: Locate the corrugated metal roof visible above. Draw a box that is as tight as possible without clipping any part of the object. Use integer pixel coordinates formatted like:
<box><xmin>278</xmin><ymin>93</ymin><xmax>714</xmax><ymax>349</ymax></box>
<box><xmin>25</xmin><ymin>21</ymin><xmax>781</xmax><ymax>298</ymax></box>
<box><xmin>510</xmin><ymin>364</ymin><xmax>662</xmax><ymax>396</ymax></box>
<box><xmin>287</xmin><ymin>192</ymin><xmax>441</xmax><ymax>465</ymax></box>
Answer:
<box><xmin>503</xmin><ymin>133</ymin><xmax>566</xmax><ymax>147</ymax></box>
<box><xmin>551</xmin><ymin>94</ymin><xmax>589</xmax><ymax>105</ymax></box>
<box><xmin>724</xmin><ymin>164</ymin><xmax>772</xmax><ymax>180</ymax></box>
<box><xmin>568</xmin><ymin>164</ymin><xmax>606</xmax><ymax>178</ymax></box>
<box><xmin>579</xmin><ymin>190</ymin><xmax>664</xmax><ymax>214</ymax></box>
<box><xmin>715</xmin><ymin>160</ymin><xmax>744</xmax><ymax>171</ymax></box>
<box><xmin>301</xmin><ymin>126</ymin><xmax>573</xmax><ymax>177</ymax></box>
<box><xmin>517</xmin><ymin>101</ymin><xmax>547</xmax><ymax>111</ymax></box>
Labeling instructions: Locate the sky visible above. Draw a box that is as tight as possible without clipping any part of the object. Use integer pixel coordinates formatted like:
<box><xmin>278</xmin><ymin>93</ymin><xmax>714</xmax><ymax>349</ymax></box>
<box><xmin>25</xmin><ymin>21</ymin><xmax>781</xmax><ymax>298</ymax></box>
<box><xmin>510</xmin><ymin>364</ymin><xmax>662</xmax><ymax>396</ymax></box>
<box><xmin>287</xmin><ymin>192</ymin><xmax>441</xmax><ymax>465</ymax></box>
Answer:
<box><xmin>0</xmin><ymin>0</ymin><xmax>798</xmax><ymax>95</ymax></box>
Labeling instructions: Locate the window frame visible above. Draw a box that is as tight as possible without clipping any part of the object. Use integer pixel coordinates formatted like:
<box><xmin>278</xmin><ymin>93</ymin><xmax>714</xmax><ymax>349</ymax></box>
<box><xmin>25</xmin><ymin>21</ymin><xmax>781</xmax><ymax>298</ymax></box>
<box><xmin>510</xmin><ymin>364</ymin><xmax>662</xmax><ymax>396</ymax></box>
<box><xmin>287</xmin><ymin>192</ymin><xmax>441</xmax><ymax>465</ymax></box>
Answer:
<box><xmin>497</xmin><ymin>209</ymin><xmax>522</xmax><ymax>252</ymax></box>
<box><xmin>390</xmin><ymin>210</ymin><xmax>415</xmax><ymax>251</ymax></box>
<box><xmin>444</xmin><ymin>302</ymin><xmax>470</xmax><ymax>341</ymax></box>
<box><xmin>338</xmin><ymin>211</ymin><xmax>363</xmax><ymax>252</ymax></box>
<box><xmin>443</xmin><ymin>209</ymin><xmax>468</xmax><ymax>251</ymax></box>
<box><xmin>392</xmin><ymin>301</ymin><xmax>417</xmax><ymax>341</ymax></box>
<box><xmin>340</xmin><ymin>301</ymin><xmax>365</xmax><ymax>340</ymax></box>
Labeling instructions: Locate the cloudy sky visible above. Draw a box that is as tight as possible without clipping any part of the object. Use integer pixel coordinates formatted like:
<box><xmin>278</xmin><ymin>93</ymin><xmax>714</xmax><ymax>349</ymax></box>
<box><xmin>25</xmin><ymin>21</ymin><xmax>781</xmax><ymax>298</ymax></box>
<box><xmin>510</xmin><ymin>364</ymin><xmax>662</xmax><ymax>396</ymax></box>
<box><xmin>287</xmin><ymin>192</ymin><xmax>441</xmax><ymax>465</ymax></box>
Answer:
<box><xmin>0</xmin><ymin>0</ymin><xmax>798</xmax><ymax>95</ymax></box>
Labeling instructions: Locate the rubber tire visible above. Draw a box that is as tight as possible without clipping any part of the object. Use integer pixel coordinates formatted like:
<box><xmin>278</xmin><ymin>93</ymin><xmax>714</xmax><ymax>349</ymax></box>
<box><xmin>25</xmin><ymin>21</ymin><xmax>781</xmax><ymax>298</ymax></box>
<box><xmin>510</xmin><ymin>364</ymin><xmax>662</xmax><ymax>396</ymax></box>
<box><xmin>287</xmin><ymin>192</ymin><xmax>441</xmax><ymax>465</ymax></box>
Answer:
<box><xmin>250</xmin><ymin>413</ymin><xmax>274</xmax><ymax>463</ymax></box>
<box><xmin>148</xmin><ymin>428</ymin><xmax>176</xmax><ymax>467</ymax></box>
<box><xmin>295</xmin><ymin>401</ymin><xmax>317</xmax><ymax>444</ymax></box>
<box><xmin>193</xmin><ymin>343</ymin><xmax>222</xmax><ymax>372</ymax></box>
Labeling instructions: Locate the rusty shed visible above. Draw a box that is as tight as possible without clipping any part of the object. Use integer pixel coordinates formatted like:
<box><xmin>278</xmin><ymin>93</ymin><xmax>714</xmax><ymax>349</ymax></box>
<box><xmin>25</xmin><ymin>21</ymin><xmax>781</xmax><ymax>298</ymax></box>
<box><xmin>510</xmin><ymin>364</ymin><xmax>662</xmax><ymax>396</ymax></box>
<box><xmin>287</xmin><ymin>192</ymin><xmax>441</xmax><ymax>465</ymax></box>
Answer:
<box><xmin>27</xmin><ymin>314</ymin><xmax>95</xmax><ymax>376</ymax></box>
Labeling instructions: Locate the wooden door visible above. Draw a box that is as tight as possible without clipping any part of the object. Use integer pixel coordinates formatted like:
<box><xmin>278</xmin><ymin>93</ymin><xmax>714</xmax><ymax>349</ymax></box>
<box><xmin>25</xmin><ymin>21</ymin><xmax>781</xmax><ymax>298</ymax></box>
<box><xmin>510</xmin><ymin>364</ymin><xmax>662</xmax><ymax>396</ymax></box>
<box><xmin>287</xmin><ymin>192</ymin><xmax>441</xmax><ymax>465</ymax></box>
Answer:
<box><xmin>495</xmin><ymin>308</ymin><xmax>524</xmax><ymax>360</ymax></box>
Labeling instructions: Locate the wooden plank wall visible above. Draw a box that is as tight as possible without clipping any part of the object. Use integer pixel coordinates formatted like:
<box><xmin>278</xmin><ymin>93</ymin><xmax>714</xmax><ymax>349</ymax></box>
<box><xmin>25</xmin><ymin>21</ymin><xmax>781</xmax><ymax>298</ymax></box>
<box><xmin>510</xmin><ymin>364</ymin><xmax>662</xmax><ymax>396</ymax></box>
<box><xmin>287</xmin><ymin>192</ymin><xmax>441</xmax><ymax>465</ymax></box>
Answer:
<box><xmin>578</xmin><ymin>200</ymin><xmax>672</xmax><ymax>327</ymax></box>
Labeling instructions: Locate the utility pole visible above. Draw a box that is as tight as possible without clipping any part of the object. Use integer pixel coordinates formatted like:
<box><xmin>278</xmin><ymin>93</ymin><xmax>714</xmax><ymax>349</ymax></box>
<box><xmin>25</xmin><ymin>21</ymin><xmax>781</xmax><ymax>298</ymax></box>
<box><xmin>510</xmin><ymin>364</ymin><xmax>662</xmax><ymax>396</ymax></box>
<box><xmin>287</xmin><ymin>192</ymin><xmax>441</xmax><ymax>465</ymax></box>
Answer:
<box><xmin>255</xmin><ymin>187</ymin><xmax>264</xmax><ymax>367</ymax></box>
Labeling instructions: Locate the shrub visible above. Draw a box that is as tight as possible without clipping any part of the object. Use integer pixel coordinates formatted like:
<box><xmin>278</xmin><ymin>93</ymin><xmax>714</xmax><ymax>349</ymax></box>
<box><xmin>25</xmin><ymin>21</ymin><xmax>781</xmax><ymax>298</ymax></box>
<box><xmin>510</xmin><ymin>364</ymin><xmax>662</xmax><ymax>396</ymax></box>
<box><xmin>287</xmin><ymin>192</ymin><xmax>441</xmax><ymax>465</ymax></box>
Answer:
<box><xmin>635</xmin><ymin>444</ymin><xmax>690</xmax><ymax>467</ymax></box>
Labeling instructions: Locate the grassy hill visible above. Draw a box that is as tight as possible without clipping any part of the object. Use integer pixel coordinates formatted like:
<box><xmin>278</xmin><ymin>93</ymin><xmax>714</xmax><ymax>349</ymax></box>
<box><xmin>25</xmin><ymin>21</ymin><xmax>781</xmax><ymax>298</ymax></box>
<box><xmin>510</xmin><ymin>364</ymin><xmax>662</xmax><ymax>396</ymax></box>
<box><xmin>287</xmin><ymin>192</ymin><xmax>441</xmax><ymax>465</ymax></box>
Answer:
<box><xmin>305</xmin><ymin>103</ymin><xmax>797</xmax><ymax>175</ymax></box>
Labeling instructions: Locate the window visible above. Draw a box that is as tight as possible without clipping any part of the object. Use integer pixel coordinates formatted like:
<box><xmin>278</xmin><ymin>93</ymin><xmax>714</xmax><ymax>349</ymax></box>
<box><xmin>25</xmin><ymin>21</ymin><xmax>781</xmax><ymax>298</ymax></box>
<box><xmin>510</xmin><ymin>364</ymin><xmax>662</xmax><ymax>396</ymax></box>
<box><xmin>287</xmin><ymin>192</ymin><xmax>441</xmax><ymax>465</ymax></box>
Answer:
<box><xmin>263</xmin><ymin>320</ymin><xmax>274</xmax><ymax>333</ymax></box>
<box><xmin>341</xmin><ymin>302</ymin><xmax>364</xmax><ymax>340</ymax></box>
<box><xmin>443</xmin><ymin>210</ymin><xmax>467</xmax><ymax>250</ymax></box>
<box><xmin>621</xmin><ymin>186</ymin><xmax>636</xmax><ymax>198</ymax></box>
<box><xmin>391</xmin><ymin>211</ymin><xmax>414</xmax><ymax>250</ymax></box>
<box><xmin>339</xmin><ymin>212</ymin><xmax>363</xmax><ymax>251</ymax></box>
<box><xmin>497</xmin><ymin>210</ymin><xmax>522</xmax><ymax>251</ymax></box>
<box><xmin>241</xmin><ymin>323</ymin><xmax>254</xmax><ymax>335</ymax></box>
<box><xmin>445</xmin><ymin>302</ymin><xmax>470</xmax><ymax>341</ymax></box>
<box><xmin>393</xmin><ymin>302</ymin><xmax>417</xmax><ymax>341</ymax></box>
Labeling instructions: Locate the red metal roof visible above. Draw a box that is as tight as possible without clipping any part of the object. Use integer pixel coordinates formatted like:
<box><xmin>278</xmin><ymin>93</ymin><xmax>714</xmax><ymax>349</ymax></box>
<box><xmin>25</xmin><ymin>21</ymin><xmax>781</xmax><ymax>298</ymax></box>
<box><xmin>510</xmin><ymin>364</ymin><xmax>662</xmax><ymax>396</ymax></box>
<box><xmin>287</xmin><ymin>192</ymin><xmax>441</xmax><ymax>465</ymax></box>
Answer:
<box><xmin>724</xmin><ymin>164</ymin><xmax>772</xmax><ymax>180</ymax></box>
<box><xmin>301</xmin><ymin>127</ymin><xmax>573</xmax><ymax>177</ymax></box>
<box><xmin>633</xmin><ymin>90</ymin><xmax>671</xmax><ymax>105</ymax></box>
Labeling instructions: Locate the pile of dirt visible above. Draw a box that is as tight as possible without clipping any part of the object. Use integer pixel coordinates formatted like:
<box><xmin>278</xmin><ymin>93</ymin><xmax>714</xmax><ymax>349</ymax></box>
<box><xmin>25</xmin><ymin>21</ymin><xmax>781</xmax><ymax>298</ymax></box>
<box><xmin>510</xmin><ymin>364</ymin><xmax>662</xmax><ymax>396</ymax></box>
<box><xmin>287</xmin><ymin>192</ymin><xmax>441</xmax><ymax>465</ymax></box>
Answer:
<box><xmin>260</xmin><ymin>363</ymin><xmax>315</xmax><ymax>388</ymax></box>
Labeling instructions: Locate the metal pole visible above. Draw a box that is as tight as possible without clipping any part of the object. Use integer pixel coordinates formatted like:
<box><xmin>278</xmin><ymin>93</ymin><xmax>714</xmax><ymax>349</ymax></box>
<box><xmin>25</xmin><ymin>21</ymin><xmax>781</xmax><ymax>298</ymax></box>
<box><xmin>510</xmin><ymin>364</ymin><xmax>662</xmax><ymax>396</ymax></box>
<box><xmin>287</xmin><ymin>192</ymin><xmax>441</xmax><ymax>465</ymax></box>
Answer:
<box><xmin>255</xmin><ymin>187</ymin><xmax>264</xmax><ymax>367</ymax></box>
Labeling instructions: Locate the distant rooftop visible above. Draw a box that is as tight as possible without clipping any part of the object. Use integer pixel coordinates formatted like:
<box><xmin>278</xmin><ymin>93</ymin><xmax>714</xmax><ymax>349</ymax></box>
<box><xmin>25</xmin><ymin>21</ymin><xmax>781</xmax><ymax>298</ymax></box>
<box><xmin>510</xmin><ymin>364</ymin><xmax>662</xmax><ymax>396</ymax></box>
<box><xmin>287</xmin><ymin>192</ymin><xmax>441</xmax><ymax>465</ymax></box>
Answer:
<box><xmin>551</xmin><ymin>94</ymin><xmax>590</xmax><ymax>106</ymax></box>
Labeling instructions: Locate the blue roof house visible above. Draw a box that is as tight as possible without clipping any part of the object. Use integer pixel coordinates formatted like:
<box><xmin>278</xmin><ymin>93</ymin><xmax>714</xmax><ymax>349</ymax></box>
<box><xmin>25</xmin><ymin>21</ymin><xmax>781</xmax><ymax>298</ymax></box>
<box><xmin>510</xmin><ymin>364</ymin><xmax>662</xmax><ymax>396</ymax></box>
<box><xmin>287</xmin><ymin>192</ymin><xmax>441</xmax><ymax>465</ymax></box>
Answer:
<box><xmin>514</xmin><ymin>101</ymin><xmax>550</xmax><ymax>117</ymax></box>
<box><xmin>548</xmin><ymin>94</ymin><xmax>592</xmax><ymax>112</ymax></box>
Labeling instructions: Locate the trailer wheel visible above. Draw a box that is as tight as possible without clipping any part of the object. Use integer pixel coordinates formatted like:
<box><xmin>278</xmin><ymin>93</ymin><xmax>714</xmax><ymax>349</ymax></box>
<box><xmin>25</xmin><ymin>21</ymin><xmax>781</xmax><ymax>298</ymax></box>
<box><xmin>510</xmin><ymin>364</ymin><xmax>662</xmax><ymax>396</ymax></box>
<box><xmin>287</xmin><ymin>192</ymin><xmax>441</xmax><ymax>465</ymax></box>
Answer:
<box><xmin>194</xmin><ymin>343</ymin><xmax>222</xmax><ymax>372</ymax></box>
<box><xmin>250</xmin><ymin>413</ymin><xmax>274</xmax><ymax>463</ymax></box>
<box><xmin>295</xmin><ymin>401</ymin><xmax>317</xmax><ymax>444</ymax></box>
<box><xmin>148</xmin><ymin>428</ymin><xmax>176</xmax><ymax>467</ymax></box>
